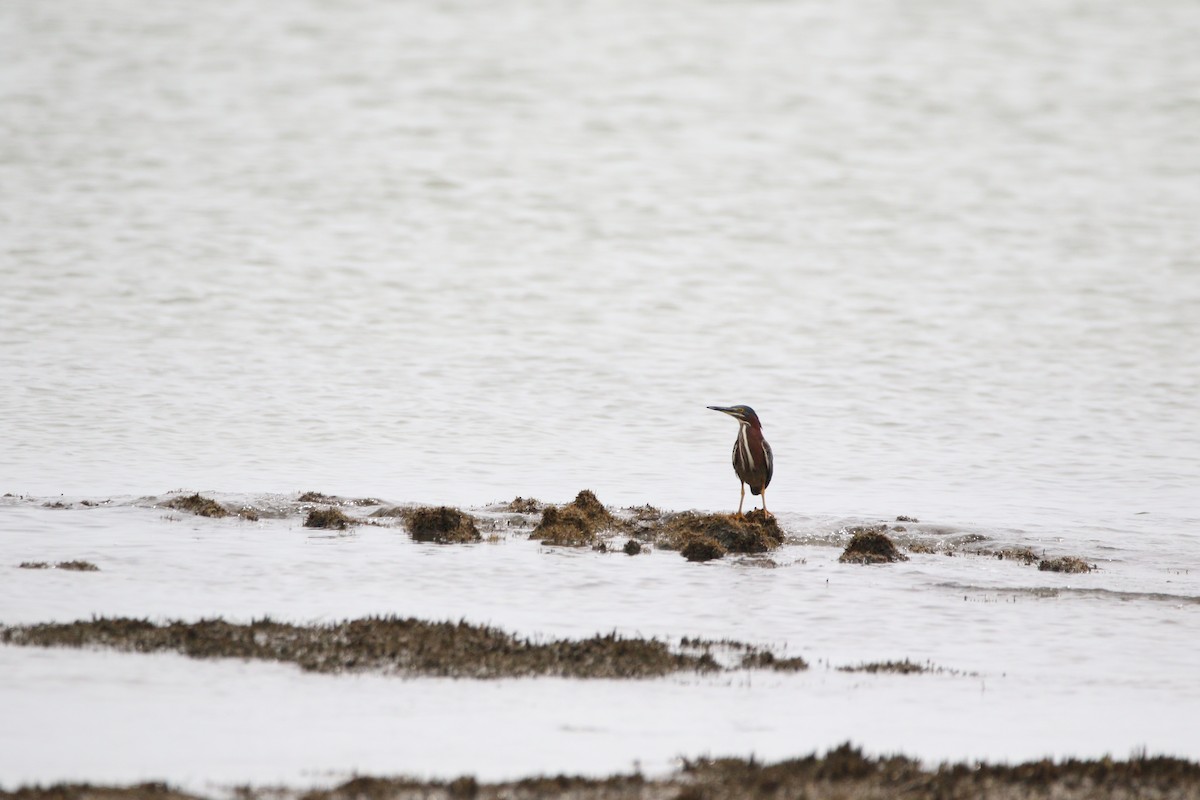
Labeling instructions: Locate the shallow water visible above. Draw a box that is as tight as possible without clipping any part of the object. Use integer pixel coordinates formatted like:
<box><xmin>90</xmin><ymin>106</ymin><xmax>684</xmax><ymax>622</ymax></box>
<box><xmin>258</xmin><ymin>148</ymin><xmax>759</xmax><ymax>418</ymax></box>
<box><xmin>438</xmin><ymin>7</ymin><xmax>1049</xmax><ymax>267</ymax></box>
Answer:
<box><xmin>1</xmin><ymin>494</ymin><xmax>1199</xmax><ymax>788</ymax></box>
<box><xmin>2</xmin><ymin>0</ymin><xmax>1199</xmax><ymax>789</ymax></box>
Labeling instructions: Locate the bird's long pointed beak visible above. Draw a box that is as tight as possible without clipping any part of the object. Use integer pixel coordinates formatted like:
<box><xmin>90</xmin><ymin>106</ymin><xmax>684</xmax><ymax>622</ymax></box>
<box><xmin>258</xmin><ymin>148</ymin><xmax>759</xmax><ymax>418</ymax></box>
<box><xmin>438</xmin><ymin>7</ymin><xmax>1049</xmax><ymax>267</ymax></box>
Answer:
<box><xmin>707</xmin><ymin>405</ymin><xmax>738</xmax><ymax>417</ymax></box>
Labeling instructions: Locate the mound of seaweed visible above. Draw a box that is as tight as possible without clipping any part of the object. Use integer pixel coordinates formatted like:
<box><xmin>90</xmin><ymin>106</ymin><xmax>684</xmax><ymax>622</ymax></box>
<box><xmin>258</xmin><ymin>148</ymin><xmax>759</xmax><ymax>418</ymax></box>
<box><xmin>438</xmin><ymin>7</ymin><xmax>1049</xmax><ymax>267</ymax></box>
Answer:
<box><xmin>839</xmin><ymin>525</ymin><xmax>908</xmax><ymax>564</ymax></box>
<box><xmin>532</xmin><ymin>490</ymin><xmax>615</xmax><ymax>547</ymax></box>
<box><xmin>303</xmin><ymin>507</ymin><xmax>355</xmax><ymax>530</ymax></box>
<box><xmin>655</xmin><ymin>509</ymin><xmax>784</xmax><ymax>562</ymax></box>
<box><xmin>405</xmin><ymin>507</ymin><xmax>481</xmax><ymax>544</ymax></box>
<box><xmin>1039</xmin><ymin>556</ymin><xmax>1094</xmax><ymax>573</ymax></box>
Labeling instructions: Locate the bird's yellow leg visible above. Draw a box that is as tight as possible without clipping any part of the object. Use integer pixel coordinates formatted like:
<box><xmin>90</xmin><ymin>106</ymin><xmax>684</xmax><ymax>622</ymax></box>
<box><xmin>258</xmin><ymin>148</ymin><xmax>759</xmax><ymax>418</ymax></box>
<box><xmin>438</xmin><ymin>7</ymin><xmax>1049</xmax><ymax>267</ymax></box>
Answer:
<box><xmin>737</xmin><ymin>483</ymin><xmax>745</xmax><ymax>516</ymax></box>
<box><xmin>761</xmin><ymin>489</ymin><xmax>772</xmax><ymax>518</ymax></box>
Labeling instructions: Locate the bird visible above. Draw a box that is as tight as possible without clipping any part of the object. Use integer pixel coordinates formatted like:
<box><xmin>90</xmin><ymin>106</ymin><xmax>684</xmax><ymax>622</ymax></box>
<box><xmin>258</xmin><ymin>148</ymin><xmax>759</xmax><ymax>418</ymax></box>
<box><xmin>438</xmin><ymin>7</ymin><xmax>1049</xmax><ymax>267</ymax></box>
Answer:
<box><xmin>707</xmin><ymin>405</ymin><xmax>773</xmax><ymax>516</ymax></box>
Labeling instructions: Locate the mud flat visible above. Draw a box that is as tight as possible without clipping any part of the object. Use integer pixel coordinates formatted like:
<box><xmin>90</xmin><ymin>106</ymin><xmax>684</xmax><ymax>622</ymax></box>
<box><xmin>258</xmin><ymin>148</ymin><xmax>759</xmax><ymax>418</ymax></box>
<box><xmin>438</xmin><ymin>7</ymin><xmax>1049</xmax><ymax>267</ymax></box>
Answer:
<box><xmin>6</xmin><ymin>745</ymin><xmax>1200</xmax><ymax>800</ymax></box>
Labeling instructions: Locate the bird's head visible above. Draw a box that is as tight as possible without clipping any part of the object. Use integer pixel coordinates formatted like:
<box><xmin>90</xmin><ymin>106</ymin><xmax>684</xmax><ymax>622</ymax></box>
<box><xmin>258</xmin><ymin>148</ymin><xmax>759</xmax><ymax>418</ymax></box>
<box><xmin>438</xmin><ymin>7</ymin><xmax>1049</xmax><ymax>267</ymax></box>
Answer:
<box><xmin>707</xmin><ymin>405</ymin><xmax>762</xmax><ymax>428</ymax></box>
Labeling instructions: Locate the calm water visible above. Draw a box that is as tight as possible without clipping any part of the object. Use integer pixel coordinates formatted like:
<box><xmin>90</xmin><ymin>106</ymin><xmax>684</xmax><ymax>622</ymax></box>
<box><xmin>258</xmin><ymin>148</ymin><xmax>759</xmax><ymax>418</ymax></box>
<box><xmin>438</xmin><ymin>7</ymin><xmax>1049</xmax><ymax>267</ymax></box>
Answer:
<box><xmin>1</xmin><ymin>0</ymin><xmax>1199</xmax><ymax>787</ymax></box>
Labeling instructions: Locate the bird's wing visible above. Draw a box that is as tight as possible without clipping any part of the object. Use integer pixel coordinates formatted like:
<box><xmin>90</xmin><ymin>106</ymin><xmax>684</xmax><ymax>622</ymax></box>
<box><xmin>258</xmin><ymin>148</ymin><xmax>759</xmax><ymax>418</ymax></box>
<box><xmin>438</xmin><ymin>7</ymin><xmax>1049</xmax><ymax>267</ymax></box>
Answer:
<box><xmin>763</xmin><ymin>438</ymin><xmax>774</xmax><ymax>489</ymax></box>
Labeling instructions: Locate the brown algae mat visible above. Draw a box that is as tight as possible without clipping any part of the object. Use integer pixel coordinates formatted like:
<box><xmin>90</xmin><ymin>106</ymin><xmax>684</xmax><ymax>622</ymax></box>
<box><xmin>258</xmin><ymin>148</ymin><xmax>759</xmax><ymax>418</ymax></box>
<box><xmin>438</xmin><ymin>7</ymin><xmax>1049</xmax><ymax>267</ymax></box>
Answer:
<box><xmin>8</xmin><ymin>744</ymin><xmax>1200</xmax><ymax>800</ymax></box>
<box><xmin>0</xmin><ymin>616</ymin><xmax>839</xmax><ymax>679</ymax></box>
<box><xmin>839</xmin><ymin>525</ymin><xmax>909</xmax><ymax>564</ymax></box>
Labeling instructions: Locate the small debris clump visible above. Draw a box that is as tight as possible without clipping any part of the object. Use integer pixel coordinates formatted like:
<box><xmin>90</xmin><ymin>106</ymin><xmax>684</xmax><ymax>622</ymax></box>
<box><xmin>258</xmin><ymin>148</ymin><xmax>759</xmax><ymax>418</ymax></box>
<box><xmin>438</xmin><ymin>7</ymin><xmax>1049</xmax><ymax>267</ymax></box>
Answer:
<box><xmin>1039</xmin><ymin>556</ymin><xmax>1094</xmax><ymax>573</ymax></box>
<box><xmin>303</xmin><ymin>508</ymin><xmax>355</xmax><ymax>530</ymax></box>
<box><xmin>991</xmin><ymin>546</ymin><xmax>1040</xmax><ymax>565</ymax></box>
<box><xmin>505</xmin><ymin>496</ymin><xmax>543</xmax><ymax>513</ymax></box>
<box><xmin>56</xmin><ymin>560</ymin><xmax>100</xmax><ymax>572</ymax></box>
<box><xmin>622</xmin><ymin>539</ymin><xmax>643</xmax><ymax>556</ymax></box>
<box><xmin>839</xmin><ymin>659</ymin><xmax>929</xmax><ymax>675</ymax></box>
<box><xmin>740</xmin><ymin>651</ymin><xmax>809</xmax><ymax>671</ymax></box>
<box><xmin>298</xmin><ymin>491</ymin><xmax>336</xmax><ymax>503</ymax></box>
<box><xmin>405</xmin><ymin>506</ymin><xmax>481</xmax><ymax>543</ymax></box>
<box><xmin>165</xmin><ymin>493</ymin><xmax>229</xmax><ymax>518</ymax></box>
<box><xmin>838</xmin><ymin>525</ymin><xmax>909</xmax><ymax>564</ymax></box>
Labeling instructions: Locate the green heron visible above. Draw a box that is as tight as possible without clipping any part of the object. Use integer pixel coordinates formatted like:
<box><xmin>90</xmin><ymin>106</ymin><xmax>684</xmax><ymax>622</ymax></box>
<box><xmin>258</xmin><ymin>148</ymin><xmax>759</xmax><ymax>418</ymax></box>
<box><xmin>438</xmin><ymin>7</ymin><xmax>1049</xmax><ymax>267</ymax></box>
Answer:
<box><xmin>708</xmin><ymin>405</ymin><xmax>773</xmax><ymax>516</ymax></box>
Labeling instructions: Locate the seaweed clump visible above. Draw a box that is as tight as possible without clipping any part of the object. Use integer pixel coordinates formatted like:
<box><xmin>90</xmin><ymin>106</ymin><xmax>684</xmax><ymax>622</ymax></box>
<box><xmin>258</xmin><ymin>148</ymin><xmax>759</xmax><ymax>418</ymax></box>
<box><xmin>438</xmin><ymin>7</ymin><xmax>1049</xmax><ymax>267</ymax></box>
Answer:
<box><xmin>740</xmin><ymin>650</ymin><xmax>809</xmax><ymax>672</ymax></box>
<box><xmin>56</xmin><ymin>560</ymin><xmax>100</xmax><ymax>572</ymax></box>
<box><xmin>405</xmin><ymin>506</ymin><xmax>481</xmax><ymax>544</ymax></box>
<box><xmin>657</xmin><ymin>509</ymin><xmax>784</xmax><ymax>562</ymax></box>
<box><xmin>505</xmin><ymin>496</ymin><xmax>543</xmax><ymax>513</ymax></box>
<box><xmin>19</xmin><ymin>560</ymin><xmax>100</xmax><ymax>571</ymax></box>
<box><xmin>839</xmin><ymin>525</ymin><xmax>908</xmax><ymax>564</ymax></box>
<box><xmin>839</xmin><ymin>659</ymin><xmax>929</xmax><ymax>674</ymax></box>
<box><xmin>304</xmin><ymin>507</ymin><xmax>355</xmax><ymax>530</ymax></box>
<box><xmin>1039</xmin><ymin>556</ymin><xmax>1094</xmax><ymax>573</ymax></box>
<box><xmin>532</xmin><ymin>490</ymin><xmax>616</xmax><ymax>547</ymax></box>
<box><xmin>165</xmin><ymin>493</ymin><xmax>229</xmax><ymax>518</ymax></box>
<box><xmin>992</xmin><ymin>547</ymin><xmax>1040</xmax><ymax>565</ymax></box>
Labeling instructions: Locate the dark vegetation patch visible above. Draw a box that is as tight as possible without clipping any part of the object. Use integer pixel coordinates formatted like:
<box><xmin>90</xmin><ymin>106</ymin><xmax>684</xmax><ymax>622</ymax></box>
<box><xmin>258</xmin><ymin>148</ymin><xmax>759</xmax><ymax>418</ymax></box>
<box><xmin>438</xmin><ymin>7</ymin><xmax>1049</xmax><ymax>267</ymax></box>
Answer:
<box><xmin>303</xmin><ymin>508</ymin><xmax>355</xmax><ymax>530</ymax></box>
<box><xmin>531</xmin><ymin>490</ymin><xmax>616</xmax><ymax>547</ymax></box>
<box><xmin>838</xmin><ymin>525</ymin><xmax>909</xmax><ymax>564</ymax></box>
<box><xmin>0</xmin><ymin>617</ymin><xmax>727</xmax><ymax>680</ymax></box>
<box><xmin>896</xmin><ymin>515</ymin><xmax>920</xmax><ymax>522</ymax></box>
<box><xmin>991</xmin><ymin>547</ymin><xmax>1040</xmax><ymax>565</ymax></box>
<box><xmin>656</xmin><ymin>510</ymin><xmax>784</xmax><ymax>561</ymax></box>
<box><xmin>405</xmin><ymin>506</ymin><xmax>481</xmax><ymax>544</ymax></box>
<box><xmin>164</xmin><ymin>493</ymin><xmax>258</xmax><ymax>521</ymax></box>
<box><xmin>18</xmin><ymin>562</ymin><xmax>50</xmax><ymax>569</ymax></box>
<box><xmin>1039</xmin><ymin>556</ymin><xmax>1095</xmax><ymax>574</ymax></box>
<box><xmin>15</xmin><ymin>744</ymin><xmax>1200</xmax><ymax>800</ymax></box>
<box><xmin>622</xmin><ymin>539</ymin><xmax>642</xmax><ymax>556</ymax></box>
<box><xmin>740</xmin><ymin>651</ymin><xmax>809</xmax><ymax>671</ymax></box>
<box><xmin>165</xmin><ymin>493</ymin><xmax>229</xmax><ymax>518</ymax></box>
<box><xmin>298</xmin><ymin>492</ymin><xmax>383</xmax><ymax>507</ymax></box>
